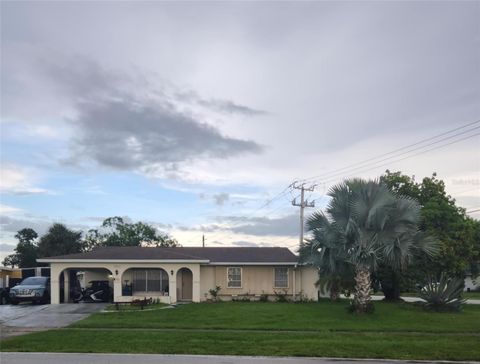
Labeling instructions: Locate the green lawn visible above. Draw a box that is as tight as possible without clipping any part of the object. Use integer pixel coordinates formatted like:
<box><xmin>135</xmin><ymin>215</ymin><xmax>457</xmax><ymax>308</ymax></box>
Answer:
<box><xmin>2</xmin><ymin>301</ymin><xmax>480</xmax><ymax>360</ymax></box>
<box><xmin>73</xmin><ymin>300</ymin><xmax>480</xmax><ymax>333</ymax></box>
<box><xmin>2</xmin><ymin>329</ymin><xmax>478</xmax><ymax>361</ymax></box>
<box><xmin>464</xmin><ymin>291</ymin><xmax>480</xmax><ymax>299</ymax></box>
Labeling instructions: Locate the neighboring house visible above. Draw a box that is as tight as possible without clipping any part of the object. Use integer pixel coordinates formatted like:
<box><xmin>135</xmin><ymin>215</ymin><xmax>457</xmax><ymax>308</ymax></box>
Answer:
<box><xmin>0</xmin><ymin>266</ymin><xmax>20</xmax><ymax>289</ymax></box>
<box><xmin>37</xmin><ymin>247</ymin><xmax>319</xmax><ymax>304</ymax></box>
<box><xmin>465</xmin><ymin>273</ymin><xmax>479</xmax><ymax>292</ymax></box>
<box><xmin>0</xmin><ymin>266</ymin><xmax>28</xmax><ymax>289</ymax></box>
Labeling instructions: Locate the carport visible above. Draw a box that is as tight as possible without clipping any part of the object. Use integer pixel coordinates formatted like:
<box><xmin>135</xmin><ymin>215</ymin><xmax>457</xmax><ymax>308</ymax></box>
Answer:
<box><xmin>58</xmin><ymin>267</ymin><xmax>113</xmax><ymax>303</ymax></box>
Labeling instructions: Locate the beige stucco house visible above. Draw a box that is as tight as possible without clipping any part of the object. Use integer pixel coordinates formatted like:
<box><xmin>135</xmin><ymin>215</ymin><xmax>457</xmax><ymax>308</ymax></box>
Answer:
<box><xmin>37</xmin><ymin>246</ymin><xmax>319</xmax><ymax>304</ymax></box>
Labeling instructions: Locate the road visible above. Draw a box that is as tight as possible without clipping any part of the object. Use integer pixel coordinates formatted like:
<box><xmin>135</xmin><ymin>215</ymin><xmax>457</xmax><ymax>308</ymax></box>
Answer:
<box><xmin>3</xmin><ymin>353</ymin><xmax>476</xmax><ymax>364</ymax></box>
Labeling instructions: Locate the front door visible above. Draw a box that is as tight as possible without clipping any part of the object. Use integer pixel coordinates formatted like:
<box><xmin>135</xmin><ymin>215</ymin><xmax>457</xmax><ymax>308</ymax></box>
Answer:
<box><xmin>177</xmin><ymin>268</ymin><xmax>193</xmax><ymax>301</ymax></box>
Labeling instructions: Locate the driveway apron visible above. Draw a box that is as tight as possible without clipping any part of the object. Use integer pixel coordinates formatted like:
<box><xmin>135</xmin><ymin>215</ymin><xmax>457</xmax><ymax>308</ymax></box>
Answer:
<box><xmin>0</xmin><ymin>303</ymin><xmax>107</xmax><ymax>339</ymax></box>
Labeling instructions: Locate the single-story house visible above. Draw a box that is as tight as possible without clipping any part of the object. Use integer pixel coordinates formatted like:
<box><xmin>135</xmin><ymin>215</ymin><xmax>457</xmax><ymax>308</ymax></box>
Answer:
<box><xmin>37</xmin><ymin>246</ymin><xmax>319</xmax><ymax>304</ymax></box>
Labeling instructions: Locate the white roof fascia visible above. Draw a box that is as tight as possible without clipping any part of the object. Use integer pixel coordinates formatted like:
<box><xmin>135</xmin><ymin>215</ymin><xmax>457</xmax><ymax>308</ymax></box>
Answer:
<box><xmin>37</xmin><ymin>259</ymin><xmax>210</xmax><ymax>264</ymax></box>
<box><xmin>206</xmin><ymin>262</ymin><xmax>297</xmax><ymax>266</ymax></box>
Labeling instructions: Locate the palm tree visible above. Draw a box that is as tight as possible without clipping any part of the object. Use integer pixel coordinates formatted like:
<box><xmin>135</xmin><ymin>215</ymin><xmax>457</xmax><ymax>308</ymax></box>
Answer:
<box><xmin>299</xmin><ymin>212</ymin><xmax>354</xmax><ymax>301</ymax></box>
<box><xmin>307</xmin><ymin>178</ymin><xmax>437</xmax><ymax>313</ymax></box>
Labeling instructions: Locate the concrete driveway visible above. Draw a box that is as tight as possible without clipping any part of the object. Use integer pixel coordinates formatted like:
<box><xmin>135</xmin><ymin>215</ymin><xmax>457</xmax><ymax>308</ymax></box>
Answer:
<box><xmin>0</xmin><ymin>303</ymin><xmax>107</xmax><ymax>339</ymax></box>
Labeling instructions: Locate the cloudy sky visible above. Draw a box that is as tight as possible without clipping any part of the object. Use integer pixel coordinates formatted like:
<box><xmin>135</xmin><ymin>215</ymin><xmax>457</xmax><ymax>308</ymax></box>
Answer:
<box><xmin>1</xmin><ymin>1</ymin><xmax>479</xmax><ymax>260</ymax></box>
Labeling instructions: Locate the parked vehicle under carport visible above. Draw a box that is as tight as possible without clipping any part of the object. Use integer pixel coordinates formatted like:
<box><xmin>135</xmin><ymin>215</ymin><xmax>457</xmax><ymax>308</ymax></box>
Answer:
<box><xmin>9</xmin><ymin>276</ymin><xmax>50</xmax><ymax>305</ymax></box>
<box><xmin>71</xmin><ymin>280</ymin><xmax>112</xmax><ymax>303</ymax></box>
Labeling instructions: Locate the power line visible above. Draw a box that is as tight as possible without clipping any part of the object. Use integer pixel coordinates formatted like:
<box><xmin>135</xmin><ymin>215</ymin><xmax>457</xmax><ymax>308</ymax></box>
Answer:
<box><xmin>314</xmin><ymin>131</ymin><xmax>480</xmax><ymax>186</ymax></box>
<box><xmin>299</xmin><ymin>119</ymin><xmax>480</xmax><ymax>184</ymax></box>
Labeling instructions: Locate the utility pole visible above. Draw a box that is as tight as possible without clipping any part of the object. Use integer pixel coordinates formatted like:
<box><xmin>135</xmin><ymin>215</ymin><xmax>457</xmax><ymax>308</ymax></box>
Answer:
<box><xmin>292</xmin><ymin>182</ymin><xmax>316</xmax><ymax>246</ymax></box>
<box><xmin>202</xmin><ymin>234</ymin><xmax>205</xmax><ymax>248</ymax></box>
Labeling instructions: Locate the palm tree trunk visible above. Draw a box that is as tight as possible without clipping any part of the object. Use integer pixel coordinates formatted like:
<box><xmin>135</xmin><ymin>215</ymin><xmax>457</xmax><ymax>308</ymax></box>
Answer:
<box><xmin>354</xmin><ymin>264</ymin><xmax>372</xmax><ymax>313</ymax></box>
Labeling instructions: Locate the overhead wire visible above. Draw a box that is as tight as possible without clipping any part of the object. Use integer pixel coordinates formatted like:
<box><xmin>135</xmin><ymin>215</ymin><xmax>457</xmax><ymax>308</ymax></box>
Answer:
<box><xmin>298</xmin><ymin>119</ymin><xmax>480</xmax><ymax>184</ymax></box>
<box><xmin>317</xmin><ymin>131</ymin><xmax>480</xmax><ymax>186</ymax></box>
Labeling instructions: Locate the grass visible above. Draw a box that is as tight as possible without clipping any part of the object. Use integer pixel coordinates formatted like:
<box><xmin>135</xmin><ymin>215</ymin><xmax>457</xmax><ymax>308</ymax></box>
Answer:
<box><xmin>464</xmin><ymin>291</ymin><xmax>480</xmax><ymax>299</ymax></box>
<box><xmin>72</xmin><ymin>300</ymin><xmax>480</xmax><ymax>333</ymax></box>
<box><xmin>2</xmin><ymin>301</ymin><xmax>480</xmax><ymax>360</ymax></box>
<box><xmin>2</xmin><ymin>329</ymin><xmax>479</xmax><ymax>361</ymax></box>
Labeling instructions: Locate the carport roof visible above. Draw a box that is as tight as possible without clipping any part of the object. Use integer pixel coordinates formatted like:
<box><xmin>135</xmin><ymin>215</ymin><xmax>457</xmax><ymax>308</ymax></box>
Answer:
<box><xmin>37</xmin><ymin>247</ymin><xmax>299</xmax><ymax>264</ymax></box>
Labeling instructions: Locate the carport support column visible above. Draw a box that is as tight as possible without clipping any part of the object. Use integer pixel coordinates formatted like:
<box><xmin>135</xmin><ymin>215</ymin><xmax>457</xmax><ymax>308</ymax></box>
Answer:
<box><xmin>169</xmin><ymin>271</ymin><xmax>177</xmax><ymax>304</ymax></box>
<box><xmin>50</xmin><ymin>264</ymin><xmax>62</xmax><ymax>304</ymax></box>
<box><xmin>113</xmin><ymin>276</ymin><xmax>122</xmax><ymax>302</ymax></box>
<box><xmin>192</xmin><ymin>265</ymin><xmax>201</xmax><ymax>303</ymax></box>
<box><xmin>64</xmin><ymin>270</ymin><xmax>70</xmax><ymax>303</ymax></box>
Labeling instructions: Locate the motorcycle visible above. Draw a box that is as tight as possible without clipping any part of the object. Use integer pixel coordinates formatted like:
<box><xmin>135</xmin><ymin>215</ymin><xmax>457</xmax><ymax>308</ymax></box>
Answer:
<box><xmin>72</xmin><ymin>280</ymin><xmax>112</xmax><ymax>303</ymax></box>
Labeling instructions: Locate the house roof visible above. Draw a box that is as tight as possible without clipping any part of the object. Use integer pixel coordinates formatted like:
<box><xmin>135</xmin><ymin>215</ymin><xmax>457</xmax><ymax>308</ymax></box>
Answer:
<box><xmin>37</xmin><ymin>246</ymin><xmax>299</xmax><ymax>265</ymax></box>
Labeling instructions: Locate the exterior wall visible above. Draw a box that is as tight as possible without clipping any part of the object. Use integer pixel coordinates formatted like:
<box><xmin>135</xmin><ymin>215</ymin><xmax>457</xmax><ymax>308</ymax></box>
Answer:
<box><xmin>200</xmin><ymin>266</ymin><xmax>216</xmax><ymax>300</ymax></box>
<box><xmin>201</xmin><ymin>265</ymin><xmax>319</xmax><ymax>301</ymax></box>
<box><xmin>297</xmin><ymin>266</ymin><xmax>319</xmax><ymax>300</ymax></box>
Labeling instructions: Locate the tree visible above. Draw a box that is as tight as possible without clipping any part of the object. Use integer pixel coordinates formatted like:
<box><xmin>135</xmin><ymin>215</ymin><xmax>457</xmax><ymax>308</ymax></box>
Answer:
<box><xmin>381</xmin><ymin>171</ymin><xmax>480</xmax><ymax>281</ymax></box>
<box><xmin>307</xmin><ymin>178</ymin><xmax>436</xmax><ymax>313</ymax></box>
<box><xmin>2</xmin><ymin>228</ymin><xmax>39</xmax><ymax>268</ymax></box>
<box><xmin>37</xmin><ymin>223</ymin><xmax>84</xmax><ymax>257</ymax></box>
<box><xmin>299</xmin><ymin>212</ymin><xmax>354</xmax><ymax>301</ymax></box>
<box><xmin>85</xmin><ymin>217</ymin><xmax>178</xmax><ymax>248</ymax></box>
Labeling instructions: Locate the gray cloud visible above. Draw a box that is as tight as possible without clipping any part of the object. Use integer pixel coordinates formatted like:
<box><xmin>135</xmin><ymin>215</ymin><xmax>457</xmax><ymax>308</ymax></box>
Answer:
<box><xmin>36</xmin><ymin>55</ymin><xmax>263</xmax><ymax>172</ymax></box>
<box><xmin>175</xmin><ymin>91</ymin><xmax>267</xmax><ymax>116</ymax></box>
<box><xmin>0</xmin><ymin>215</ymin><xmax>52</xmax><ymax>236</ymax></box>
<box><xmin>216</xmin><ymin>214</ymin><xmax>299</xmax><ymax>237</ymax></box>
<box><xmin>0</xmin><ymin>243</ymin><xmax>16</xmax><ymax>252</ymax></box>
<box><xmin>68</xmin><ymin>99</ymin><xmax>262</xmax><ymax>170</ymax></box>
<box><xmin>213</xmin><ymin>193</ymin><xmax>230</xmax><ymax>206</ymax></box>
<box><xmin>197</xmin><ymin>98</ymin><xmax>267</xmax><ymax>116</ymax></box>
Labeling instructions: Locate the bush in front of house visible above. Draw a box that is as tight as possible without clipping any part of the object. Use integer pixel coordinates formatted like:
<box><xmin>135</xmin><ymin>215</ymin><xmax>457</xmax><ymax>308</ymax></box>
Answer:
<box><xmin>274</xmin><ymin>289</ymin><xmax>289</xmax><ymax>302</ymax></box>
<box><xmin>208</xmin><ymin>286</ymin><xmax>221</xmax><ymax>302</ymax></box>
<box><xmin>419</xmin><ymin>274</ymin><xmax>466</xmax><ymax>312</ymax></box>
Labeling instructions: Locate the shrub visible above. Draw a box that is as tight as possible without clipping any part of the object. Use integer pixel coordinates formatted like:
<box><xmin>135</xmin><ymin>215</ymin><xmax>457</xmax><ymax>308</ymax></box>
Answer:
<box><xmin>418</xmin><ymin>274</ymin><xmax>466</xmax><ymax>312</ymax></box>
<box><xmin>209</xmin><ymin>286</ymin><xmax>221</xmax><ymax>302</ymax></box>
<box><xmin>232</xmin><ymin>296</ymin><xmax>251</xmax><ymax>302</ymax></box>
<box><xmin>295</xmin><ymin>290</ymin><xmax>314</xmax><ymax>303</ymax></box>
<box><xmin>259</xmin><ymin>292</ymin><xmax>269</xmax><ymax>302</ymax></box>
<box><xmin>274</xmin><ymin>289</ymin><xmax>289</xmax><ymax>303</ymax></box>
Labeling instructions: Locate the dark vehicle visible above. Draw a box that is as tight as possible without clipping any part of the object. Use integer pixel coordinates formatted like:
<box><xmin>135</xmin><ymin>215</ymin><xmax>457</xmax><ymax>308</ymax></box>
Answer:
<box><xmin>72</xmin><ymin>280</ymin><xmax>112</xmax><ymax>303</ymax></box>
<box><xmin>9</xmin><ymin>276</ymin><xmax>50</xmax><ymax>305</ymax></box>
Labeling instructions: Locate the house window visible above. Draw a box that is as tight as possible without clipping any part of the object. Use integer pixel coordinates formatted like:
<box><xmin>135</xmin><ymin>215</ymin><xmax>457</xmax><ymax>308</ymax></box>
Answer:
<box><xmin>227</xmin><ymin>267</ymin><xmax>242</xmax><ymax>288</ymax></box>
<box><xmin>132</xmin><ymin>269</ymin><xmax>169</xmax><ymax>294</ymax></box>
<box><xmin>274</xmin><ymin>267</ymin><xmax>288</xmax><ymax>288</ymax></box>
